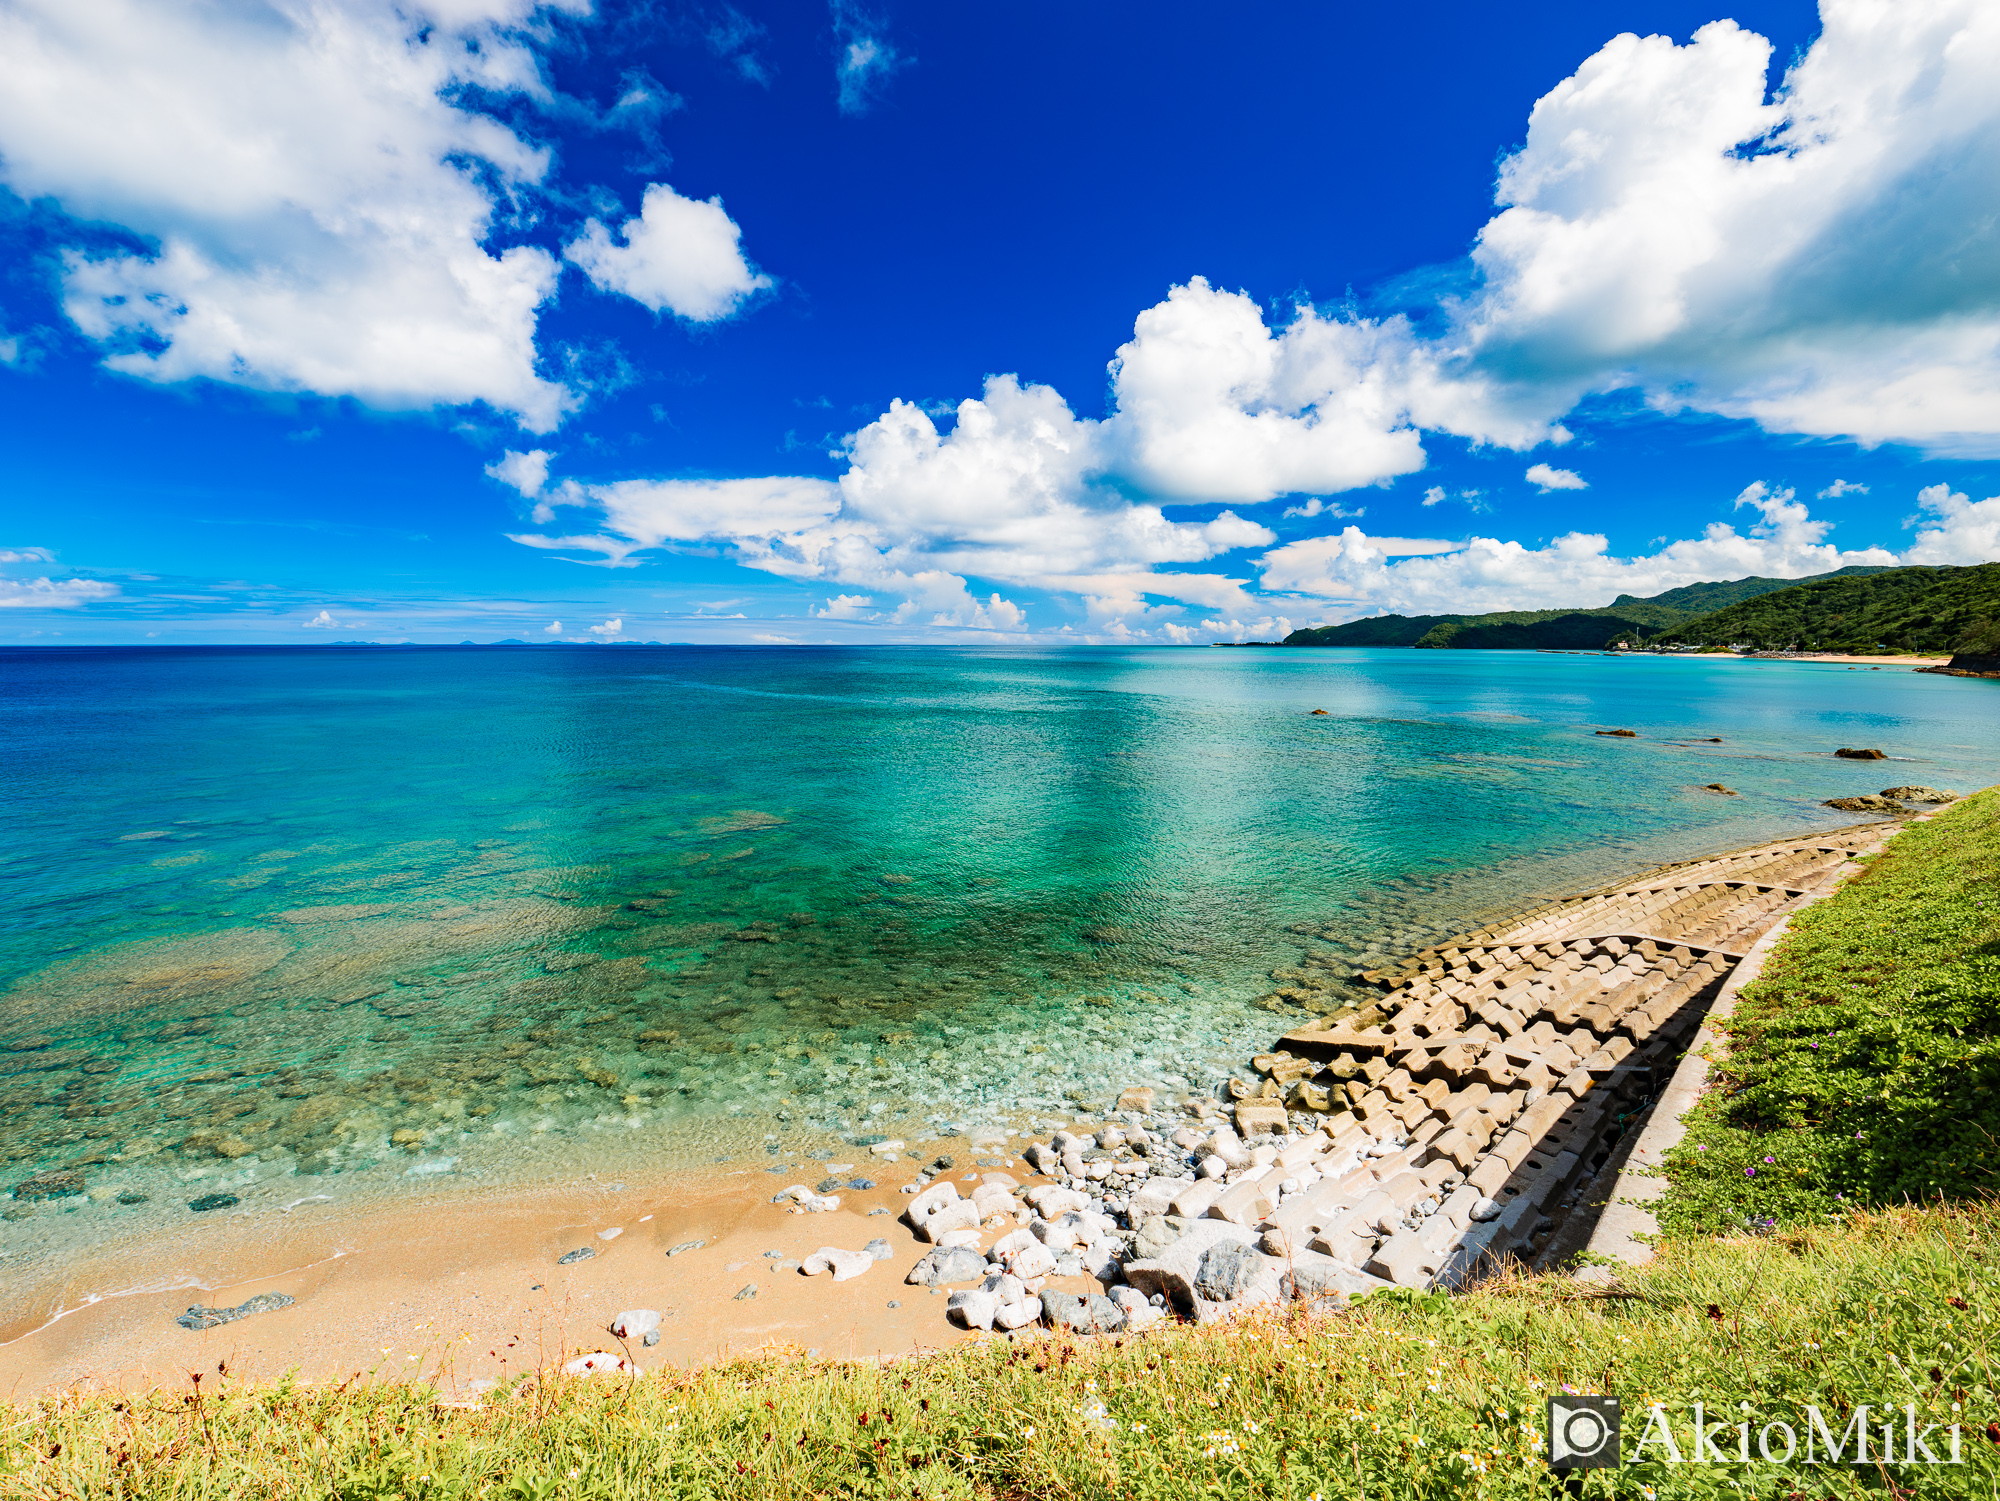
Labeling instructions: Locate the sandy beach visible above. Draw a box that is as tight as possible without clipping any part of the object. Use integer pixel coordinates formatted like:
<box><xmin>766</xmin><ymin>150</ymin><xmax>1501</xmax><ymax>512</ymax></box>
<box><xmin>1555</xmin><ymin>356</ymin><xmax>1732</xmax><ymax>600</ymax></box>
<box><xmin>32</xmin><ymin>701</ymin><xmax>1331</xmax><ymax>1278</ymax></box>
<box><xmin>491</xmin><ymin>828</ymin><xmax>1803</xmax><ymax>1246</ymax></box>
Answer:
<box><xmin>0</xmin><ymin>1151</ymin><xmax>1120</xmax><ymax>1397</ymax></box>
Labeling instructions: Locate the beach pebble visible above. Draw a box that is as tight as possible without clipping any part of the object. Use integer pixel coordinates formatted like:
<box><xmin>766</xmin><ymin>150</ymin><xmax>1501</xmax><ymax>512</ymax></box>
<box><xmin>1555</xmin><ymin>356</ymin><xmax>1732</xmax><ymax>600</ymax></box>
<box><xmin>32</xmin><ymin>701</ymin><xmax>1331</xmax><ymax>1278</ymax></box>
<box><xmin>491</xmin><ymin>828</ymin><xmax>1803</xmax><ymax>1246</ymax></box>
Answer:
<box><xmin>557</xmin><ymin>1247</ymin><xmax>595</xmax><ymax>1265</ymax></box>
<box><xmin>598</xmin><ymin>1227</ymin><xmax>623</xmax><ymax>1241</ymax></box>
<box><xmin>563</xmin><ymin>1352</ymin><xmax>629</xmax><ymax>1376</ymax></box>
<box><xmin>665</xmin><ymin>1239</ymin><xmax>705</xmax><ymax>1257</ymax></box>
<box><xmin>610</xmin><ymin>1309</ymin><xmax>660</xmax><ymax>1340</ymax></box>
<box><xmin>868</xmin><ymin>1139</ymin><xmax>906</xmax><ymax>1157</ymax></box>
<box><xmin>802</xmin><ymin>1246</ymin><xmax>876</xmax><ymax>1281</ymax></box>
<box><xmin>642</xmin><ymin>1329</ymin><xmax>660</xmax><ymax>1347</ymax></box>
<box><xmin>733</xmin><ymin>1283</ymin><xmax>758</xmax><ymax>1300</ymax></box>
<box><xmin>1469</xmin><ymin>1197</ymin><xmax>1504</xmax><ymax>1222</ymax></box>
<box><xmin>937</xmin><ymin>1227</ymin><xmax>984</xmax><ymax>1250</ymax></box>
<box><xmin>864</xmin><ymin>1238</ymin><xmax>893</xmax><ymax>1260</ymax></box>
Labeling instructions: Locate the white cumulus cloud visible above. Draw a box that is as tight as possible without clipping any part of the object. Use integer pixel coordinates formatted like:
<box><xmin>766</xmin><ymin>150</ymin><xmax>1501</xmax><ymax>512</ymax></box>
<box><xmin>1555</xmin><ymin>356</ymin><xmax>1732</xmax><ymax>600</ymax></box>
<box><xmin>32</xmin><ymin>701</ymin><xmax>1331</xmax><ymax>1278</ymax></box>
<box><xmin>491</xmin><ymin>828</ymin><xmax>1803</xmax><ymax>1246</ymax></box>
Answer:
<box><xmin>1525</xmin><ymin>463</ymin><xmax>1588</xmax><ymax>492</ymax></box>
<box><xmin>1903</xmin><ymin>484</ymin><xmax>2000</xmax><ymax>565</ymax></box>
<box><xmin>564</xmin><ymin>182</ymin><xmax>771</xmax><ymax>322</ymax></box>
<box><xmin>302</xmin><ymin>608</ymin><xmax>342</xmax><ymax>628</ymax></box>
<box><xmin>1260</xmin><ymin>483</ymin><xmax>1909</xmax><ymax>615</ymax></box>
<box><xmin>1444</xmin><ymin>2</ymin><xmax>2000</xmax><ymax>452</ymax></box>
<box><xmin>0</xmin><ymin>0</ymin><xmax>589</xmax><ymax>431</ymax></box>
<box><xmin>486</xmin><ymin>448</ymin><xmax>552</xmax><ymax>498</ymax></box>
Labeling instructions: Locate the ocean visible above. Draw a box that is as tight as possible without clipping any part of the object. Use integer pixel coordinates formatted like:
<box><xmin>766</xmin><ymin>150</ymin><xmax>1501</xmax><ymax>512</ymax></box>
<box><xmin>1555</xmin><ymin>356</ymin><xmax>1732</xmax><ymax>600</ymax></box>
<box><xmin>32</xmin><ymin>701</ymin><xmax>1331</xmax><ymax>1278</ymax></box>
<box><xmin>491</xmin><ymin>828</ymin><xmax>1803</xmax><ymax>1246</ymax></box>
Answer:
<box><xmin>1</xmin><ymin>644</ymin><xmax>1994</xmax><ymax>1272</ymax></box>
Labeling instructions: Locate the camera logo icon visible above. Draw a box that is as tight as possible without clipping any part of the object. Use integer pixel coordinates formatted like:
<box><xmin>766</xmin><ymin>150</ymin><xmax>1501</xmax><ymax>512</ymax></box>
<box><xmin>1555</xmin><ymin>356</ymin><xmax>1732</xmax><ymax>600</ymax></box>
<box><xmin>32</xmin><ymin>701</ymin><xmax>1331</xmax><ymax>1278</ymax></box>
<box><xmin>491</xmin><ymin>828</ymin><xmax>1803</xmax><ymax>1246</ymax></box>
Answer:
<box><xmin>1547</xmin><ymin>1395</ymin><xmax>1621</xmax><ymax>1469</ymax></box>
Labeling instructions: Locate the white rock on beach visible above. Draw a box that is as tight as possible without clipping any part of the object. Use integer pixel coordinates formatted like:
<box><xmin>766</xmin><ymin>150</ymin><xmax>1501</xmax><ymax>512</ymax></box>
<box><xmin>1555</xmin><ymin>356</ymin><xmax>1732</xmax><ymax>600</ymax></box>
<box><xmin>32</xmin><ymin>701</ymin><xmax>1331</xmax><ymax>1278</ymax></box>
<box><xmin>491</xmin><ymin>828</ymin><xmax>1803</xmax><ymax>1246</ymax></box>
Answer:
<box><xmin>994</xmin><ymin>1299</ymin><xmax>1041</xmax><ymax>1329</ymax></box>
<box><xmin>947</xmin><ymin>1288</ymin><xmax>998</xmax><ymax>1330</ymax></box>
<box><xmin>990</xmin><ymin>1228</ymin><xmax>1035</xmax><ymax>1259</ymax></box>
<box><xmin>611</xmin><ymin>1309</ymin><xmax>660</xmax><ymax>1340</ymax></box>
<box><xmin>802</xmin><ymin>1247</ymin><xmax>876</xmax><ymax>1281</ymax></box>
<box><xmin>1008</xmin><ymin>1241</ymin><xmax>1057</xmax><ymax>1279</ymax></box>
<box><xmin>936</xmin><ymin>1227</ymin><xmax>983</xmax><ymax>1250</ymax></box>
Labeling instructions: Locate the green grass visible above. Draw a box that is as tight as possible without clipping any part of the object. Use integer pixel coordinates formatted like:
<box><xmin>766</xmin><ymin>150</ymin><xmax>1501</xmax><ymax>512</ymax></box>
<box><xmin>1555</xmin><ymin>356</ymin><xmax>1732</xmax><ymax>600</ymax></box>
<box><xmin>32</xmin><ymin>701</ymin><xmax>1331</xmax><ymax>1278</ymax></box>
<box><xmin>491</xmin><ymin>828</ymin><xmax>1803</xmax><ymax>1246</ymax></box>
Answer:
<box><xmin>1658</xmin><ymin>788</ymin><xmax>2000</xmax><ymax>1239</ymax></box>
<box><xmin>5</xmin><ymin>1206</ymin><xmax>1997</xmax><ymax>1499</ymax></box>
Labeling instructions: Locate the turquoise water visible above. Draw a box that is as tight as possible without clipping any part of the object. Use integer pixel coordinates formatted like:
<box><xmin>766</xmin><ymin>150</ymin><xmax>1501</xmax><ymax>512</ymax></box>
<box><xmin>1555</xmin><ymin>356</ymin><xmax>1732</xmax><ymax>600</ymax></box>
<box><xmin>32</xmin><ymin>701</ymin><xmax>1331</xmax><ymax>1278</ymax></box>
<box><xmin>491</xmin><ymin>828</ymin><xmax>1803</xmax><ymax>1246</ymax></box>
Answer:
<box><xmin>1</xmin><ymin>645</ymin><xmax>1995</xmax><ymax>1258</ymax></box>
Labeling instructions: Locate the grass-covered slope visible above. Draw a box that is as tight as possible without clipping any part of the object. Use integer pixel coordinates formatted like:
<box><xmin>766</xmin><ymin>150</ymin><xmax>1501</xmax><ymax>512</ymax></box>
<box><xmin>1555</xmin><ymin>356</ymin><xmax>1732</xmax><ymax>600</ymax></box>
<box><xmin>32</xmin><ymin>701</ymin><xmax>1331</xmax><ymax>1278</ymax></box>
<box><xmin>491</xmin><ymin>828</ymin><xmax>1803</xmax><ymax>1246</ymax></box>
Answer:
<box><xmin>1647</xmin><ymin>563</ymin><xmax>2000</xmax><ymax>653</ymax></box>
<box><xmin>1659</xmin><ymin>788</ymin><xmax>2000</xmax><ymax>1238</ymax></box>
<box><xmin>1283</xmin><ymin>567</ymin><xmax>1894</xmax><ymax>649</ymax></box>
<box><xmin>5</xmin><ymin>1207</ymin><xmax>1994</xmax><ymax>1499</ymax></box>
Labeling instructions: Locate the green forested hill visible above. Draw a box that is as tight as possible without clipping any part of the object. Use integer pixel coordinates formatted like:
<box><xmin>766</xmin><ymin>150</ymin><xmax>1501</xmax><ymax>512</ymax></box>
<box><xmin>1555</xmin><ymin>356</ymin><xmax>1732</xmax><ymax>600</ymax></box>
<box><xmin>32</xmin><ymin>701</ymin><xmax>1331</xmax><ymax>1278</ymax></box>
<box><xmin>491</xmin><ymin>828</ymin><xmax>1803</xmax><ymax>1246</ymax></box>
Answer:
<box><xmin>1282</xmin><ymin>566</ymin><xmax>1894</xmax><ymax>649</ymax></box>
<box><xmin>1611</xmin><ymin>565</ymin><xmax>1892</xmax><ymax>617</ymax></box>
<box><xmin>1647</xmin><ymin>563</ymin><xmax>2000</xmax><ymax>652</ymax></box>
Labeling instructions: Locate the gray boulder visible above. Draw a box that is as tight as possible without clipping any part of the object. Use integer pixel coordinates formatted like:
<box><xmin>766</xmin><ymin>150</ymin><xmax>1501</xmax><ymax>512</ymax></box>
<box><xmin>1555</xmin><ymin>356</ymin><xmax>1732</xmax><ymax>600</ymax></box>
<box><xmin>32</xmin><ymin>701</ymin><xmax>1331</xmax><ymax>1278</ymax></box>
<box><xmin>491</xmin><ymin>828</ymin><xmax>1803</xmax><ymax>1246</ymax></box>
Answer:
<box><xmin>905</xmin><ymin>1246</ymin><xmax>988</xmax><ymax>1286</ymax></box>
<box><xmin>1122</xmin><ymin>1220</ymin><xmax>1280</xmax><ymax>1323</ymax></box>
<box><xmin>1040</xmin><ymin>1289</ymin><xmax>1127</xmax><ymax>1334</ymax></box>
<box><xmin>1193</xmin><ymin>1243</ymin><xmax>1259</xmax><ymax>1301</ymax></box>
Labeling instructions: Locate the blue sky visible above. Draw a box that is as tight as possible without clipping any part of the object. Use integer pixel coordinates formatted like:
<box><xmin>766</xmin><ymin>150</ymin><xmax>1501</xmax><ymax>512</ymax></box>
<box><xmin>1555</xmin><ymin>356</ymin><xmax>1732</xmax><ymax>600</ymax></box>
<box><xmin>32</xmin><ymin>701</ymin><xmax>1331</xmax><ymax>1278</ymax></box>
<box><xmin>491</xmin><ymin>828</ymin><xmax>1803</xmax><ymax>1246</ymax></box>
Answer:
<box><xmin>2</xmin><ymin>0</ymin><xmax>1997</xmax><ymax>643</ymax></box>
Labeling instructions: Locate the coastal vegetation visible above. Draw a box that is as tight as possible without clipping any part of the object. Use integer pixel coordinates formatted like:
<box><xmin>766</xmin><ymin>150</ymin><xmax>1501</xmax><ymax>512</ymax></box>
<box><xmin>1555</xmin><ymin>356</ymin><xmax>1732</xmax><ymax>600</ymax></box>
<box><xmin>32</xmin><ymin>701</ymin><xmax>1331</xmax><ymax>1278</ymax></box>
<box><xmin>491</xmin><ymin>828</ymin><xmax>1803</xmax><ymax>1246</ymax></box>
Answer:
<box><xmin>1658</xmin><ymin>786</ymin><xmax>2000</xmax><ymax>1237</ymax></box>
<box><xmin>1280</xmin><ymin>566</ymin><xmax>1890</xmax><ymax>649</ymax></box>
<box><xmin>1640</xmin><ymin>563</ymin><xmax>2000</xmax><ymax>654</ymax></box>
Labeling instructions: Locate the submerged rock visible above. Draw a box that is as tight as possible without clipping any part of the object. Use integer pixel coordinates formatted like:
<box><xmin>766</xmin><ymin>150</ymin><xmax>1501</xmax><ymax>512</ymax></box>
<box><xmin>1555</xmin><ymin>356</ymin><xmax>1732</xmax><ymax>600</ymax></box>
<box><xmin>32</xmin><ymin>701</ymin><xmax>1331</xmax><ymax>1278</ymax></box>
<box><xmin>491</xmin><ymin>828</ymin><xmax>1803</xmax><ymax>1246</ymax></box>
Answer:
<box><xmin>12</xmin><ymin>1170</ymin><xmax>85</xmax><ymax>1201</ymax></box>
<box><xmin>176</xmin><ymin>1292</ymin><xmax>294</xmax><ymax>1330</ymax></box>
<box><xmin>187</xmin><ymin>1193</ymin><xmax>239</xmax><ymax>1213</ymax></box>
<box><xmin>1834</xmin><ymin>747</ymin><xmax>1886</xmax><ymax>760</ymax></box>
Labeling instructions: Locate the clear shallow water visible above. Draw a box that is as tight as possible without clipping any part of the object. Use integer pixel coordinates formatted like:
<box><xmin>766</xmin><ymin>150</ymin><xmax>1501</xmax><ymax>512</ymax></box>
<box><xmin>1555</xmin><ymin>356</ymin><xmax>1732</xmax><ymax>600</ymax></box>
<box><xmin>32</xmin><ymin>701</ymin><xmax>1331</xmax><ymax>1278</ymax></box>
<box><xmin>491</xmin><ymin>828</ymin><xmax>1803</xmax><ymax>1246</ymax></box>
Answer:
<box><xmin>1</xmin><ymin>645</ymin><xmax>1995</xmax><ymax>1264</ymax></box>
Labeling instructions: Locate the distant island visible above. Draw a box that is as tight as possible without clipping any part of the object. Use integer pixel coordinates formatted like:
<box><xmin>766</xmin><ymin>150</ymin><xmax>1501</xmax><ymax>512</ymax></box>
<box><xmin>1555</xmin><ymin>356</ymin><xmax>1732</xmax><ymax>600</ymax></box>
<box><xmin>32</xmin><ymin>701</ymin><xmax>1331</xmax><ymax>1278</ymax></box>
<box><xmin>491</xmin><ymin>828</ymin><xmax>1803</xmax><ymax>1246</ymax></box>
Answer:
<box><xmin>1283</xmin><ymin>563</ymin><xmax>2000</xmax><ymax>655</ymax></box>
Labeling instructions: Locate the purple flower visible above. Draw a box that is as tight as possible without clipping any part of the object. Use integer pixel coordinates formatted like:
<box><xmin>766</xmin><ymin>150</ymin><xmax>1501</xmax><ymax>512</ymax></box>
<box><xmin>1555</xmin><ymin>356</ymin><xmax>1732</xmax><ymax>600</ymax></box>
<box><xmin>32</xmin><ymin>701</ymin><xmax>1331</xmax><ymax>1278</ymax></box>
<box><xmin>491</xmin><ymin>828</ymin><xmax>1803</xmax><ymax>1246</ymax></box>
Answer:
<box><xmin>1746</xmin><ymin>1167</ymin><xmax>1756</xmax><ymax>1177</ymax></box>
<box><xmin>1764</xmin><ymin>1156</ymin><xmax>1775</xmax><ymax>1163</ymax></box>
<box><xmin>1811</xmin><ymin>1042</ymin><xmax>1820</xmax><ymax>1049</ymax></box>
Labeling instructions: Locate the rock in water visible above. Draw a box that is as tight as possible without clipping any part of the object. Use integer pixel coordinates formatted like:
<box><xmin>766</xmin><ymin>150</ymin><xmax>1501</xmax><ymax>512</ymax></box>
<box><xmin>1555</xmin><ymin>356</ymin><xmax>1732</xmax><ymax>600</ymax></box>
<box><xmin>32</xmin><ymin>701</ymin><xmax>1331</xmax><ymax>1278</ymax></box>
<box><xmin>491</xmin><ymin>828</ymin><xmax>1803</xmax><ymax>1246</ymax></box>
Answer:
<box><xmin>1834</xmin><ymin>747</ymin><xmax>1886</xmax><ymax>760</ymax></box>
<box><xmin>1824</xmin><ymin>795</ymin><xmax>1907</xmax><ymax>814</ymax></box>
<box><xmin>1701</xmin><ymin>784</ymin><xmax>1737</xmax><ymax>796</ymax></box>
<box><xmin>557</xmin><ymin>1246</ymin><xmax>596</xmax><ymax>1265</ymax></box>
<box><xmin>11</xmin><ymin>1171</ymin><xmax>85</xmax><ymax>1201</ymax></box>
<box><xmin>176</xmin><ymin>1292</ymin><xmax>294</xmax><ymax>1330</ymax></box>
<box><xmin>1880</xmin><ymin>785</ymin><xmax>1956</xmax><ymax>802</ymax></box>
<box><xmin>1193</xmin><ymin>1243</ymin><xmax>1258</xmax><ymax>1302</ymax></box>
<box><xmin>187</xmin><ymin>1193</ymin><xmax>239</xmax><ymax>1213</ymax></box>
<box><xmin>1594</xmin><ymin>729</ymin><xmax>1637</xmax><ymax>737</ymax></box>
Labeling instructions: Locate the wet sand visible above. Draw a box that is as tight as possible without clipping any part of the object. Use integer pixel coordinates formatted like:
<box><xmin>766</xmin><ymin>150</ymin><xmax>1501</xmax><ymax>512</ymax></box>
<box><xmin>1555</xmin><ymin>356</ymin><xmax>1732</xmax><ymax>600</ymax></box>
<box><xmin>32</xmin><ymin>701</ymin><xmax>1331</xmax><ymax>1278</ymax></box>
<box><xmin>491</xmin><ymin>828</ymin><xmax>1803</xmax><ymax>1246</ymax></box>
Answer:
<box><xmin>0</xmin><ymin>1155</ymin><xmax>1104</xmax><ymax>1397</ymax></box>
